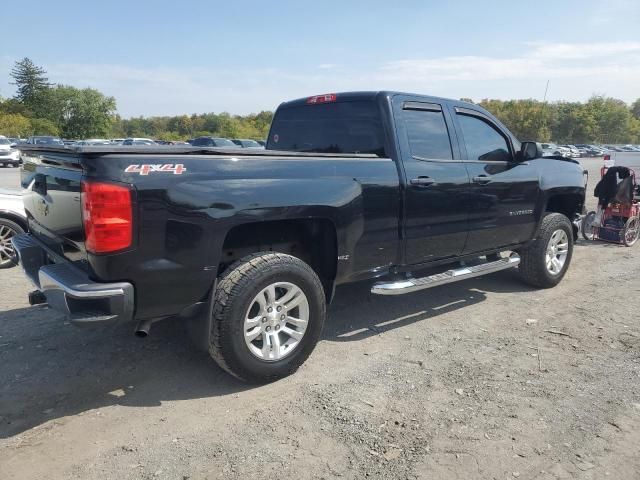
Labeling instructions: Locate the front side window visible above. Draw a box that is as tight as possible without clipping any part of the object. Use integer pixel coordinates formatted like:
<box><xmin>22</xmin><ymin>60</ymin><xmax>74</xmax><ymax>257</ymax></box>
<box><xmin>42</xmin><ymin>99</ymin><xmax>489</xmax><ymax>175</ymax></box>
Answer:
<box><xmin>457</xmin><ymin>114</ymin><xmax>511</xmax><ymax>162</ymax></box>
<box><xmin>403</xmin><ymin>109</ymin><xmax>452</xmax><ymax>160</ymax></box>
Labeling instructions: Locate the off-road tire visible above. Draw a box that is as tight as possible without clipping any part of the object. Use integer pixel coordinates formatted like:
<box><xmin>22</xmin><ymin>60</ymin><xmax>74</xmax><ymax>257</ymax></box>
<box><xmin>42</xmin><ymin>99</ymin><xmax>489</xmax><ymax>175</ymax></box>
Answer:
<box><xmin>518</xmin><ymin>213</ymin><xmax>573</xmax><ymax>288</ymax></box>
<box><xmin>209</xmin><ymin>252</ymin><xmax>326</xmax><ymax>382</ymax></box>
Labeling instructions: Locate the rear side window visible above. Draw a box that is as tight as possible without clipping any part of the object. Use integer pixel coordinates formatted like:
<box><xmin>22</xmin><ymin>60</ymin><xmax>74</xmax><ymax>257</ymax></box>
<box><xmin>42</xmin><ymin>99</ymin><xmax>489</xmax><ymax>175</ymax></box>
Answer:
<box><xmin>403</xmin><ymin>109</ymin><xmax>452</xmax><ymax>160</ymax></box>
<box><xmin>192</xmin><ymin>138</ymin><xmax>212</xmax><ymax>147</ymax></box>
<box><xmin>268</xmin><ymin>101</ymin><xmax>386</xmax><ymax>156</ymax></box>
<box><xmin>457</xmin><ymin>114</ymin><xmax>512</xmax><ymax>162</ymax></box>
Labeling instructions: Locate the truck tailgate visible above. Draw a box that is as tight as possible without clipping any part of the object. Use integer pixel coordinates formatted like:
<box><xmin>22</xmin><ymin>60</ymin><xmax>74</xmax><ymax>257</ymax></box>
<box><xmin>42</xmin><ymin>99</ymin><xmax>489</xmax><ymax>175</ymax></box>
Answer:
<box><xmin>20</xmin><ymin>150</ymin><xmax>87</xmax><ymax>265</ymax></box>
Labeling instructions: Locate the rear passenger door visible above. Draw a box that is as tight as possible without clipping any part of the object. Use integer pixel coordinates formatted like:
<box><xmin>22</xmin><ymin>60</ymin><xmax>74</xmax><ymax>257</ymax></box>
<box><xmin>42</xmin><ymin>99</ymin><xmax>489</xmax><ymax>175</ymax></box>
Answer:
<box><xmin>393</xmin><ymin>97</ymin><xmax>470</xmax><ymax>265</ymax></box>
<box><xmin>451</xmin><ymin>106</ymin><xmax>539</xmax><ymax>253</ymax></box>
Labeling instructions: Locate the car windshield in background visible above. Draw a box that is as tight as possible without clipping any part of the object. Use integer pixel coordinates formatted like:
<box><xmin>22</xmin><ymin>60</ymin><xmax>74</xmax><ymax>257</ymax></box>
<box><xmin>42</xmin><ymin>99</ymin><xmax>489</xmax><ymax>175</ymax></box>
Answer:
<box><xmin>268</xmin><ymin>101</ymin><xmax>387</xmax><ymax>156</ymax></box>
<box><xmin>34</xmin><ymin>137</ymin><xmax>63</xmax><ymax>145</ymax></box>
<box><xmin>0</xmin><ymin>139</ymin><xmax>10</xmax><ymax>145</ymax></box>
<box><xmin>215</xmin><ymin>138</ymin><xmax>237</xmax><ymax>147</ymax></box>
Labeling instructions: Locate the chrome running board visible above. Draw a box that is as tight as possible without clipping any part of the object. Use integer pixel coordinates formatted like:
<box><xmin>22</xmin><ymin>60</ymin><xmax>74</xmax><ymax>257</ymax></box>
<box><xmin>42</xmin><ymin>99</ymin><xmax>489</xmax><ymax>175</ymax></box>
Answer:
<box><xmin>371</xmin><ymin>253</ymin><xmax>520</xmax><ymax>295</ymax></box>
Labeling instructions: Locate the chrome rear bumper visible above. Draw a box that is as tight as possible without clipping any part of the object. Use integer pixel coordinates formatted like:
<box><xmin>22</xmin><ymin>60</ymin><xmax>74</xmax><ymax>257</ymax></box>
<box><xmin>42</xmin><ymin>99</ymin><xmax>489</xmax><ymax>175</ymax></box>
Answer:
<box><xmin>11</xmin><ymin>234</ymin><xmax>134</xmax><ymax>326</ymax></box>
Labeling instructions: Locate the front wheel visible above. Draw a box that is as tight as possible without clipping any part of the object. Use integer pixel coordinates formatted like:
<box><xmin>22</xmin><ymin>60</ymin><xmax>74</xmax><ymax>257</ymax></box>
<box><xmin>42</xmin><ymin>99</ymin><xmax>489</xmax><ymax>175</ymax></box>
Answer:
<box><xmin>209</xmin><ymin>252</ymin><xmax>326</xmax><ymax>382</ymax></box>
<box><xmin>518</xmin><ymin>213</ymin><xmax>574</xmax><ymax>288</ymax></box>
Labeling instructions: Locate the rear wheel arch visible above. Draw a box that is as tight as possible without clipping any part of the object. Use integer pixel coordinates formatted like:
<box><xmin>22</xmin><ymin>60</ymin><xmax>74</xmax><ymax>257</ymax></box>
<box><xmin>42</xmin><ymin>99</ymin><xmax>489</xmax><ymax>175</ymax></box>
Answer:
<box><xmin>218</xmin><ymin>218</ymin><xmax>339</xmax><ymax>302</ymax></box>
<box><xmin>0</xmin><ymin>212</ymin><xmax>27</xmax><ymax>232</ymax></box>
<box><xmin>544</xmin><ymin>192</ymin><xmax>584</xmax><ymax>239</ymax></box>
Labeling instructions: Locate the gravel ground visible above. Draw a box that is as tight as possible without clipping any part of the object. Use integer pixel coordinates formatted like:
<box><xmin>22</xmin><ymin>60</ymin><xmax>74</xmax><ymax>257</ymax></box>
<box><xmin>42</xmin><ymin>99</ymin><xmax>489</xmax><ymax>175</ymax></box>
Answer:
<box><xmin>0</xmin><ymin>167</ymin><xmax>20</xmax><ymax>189</ymax></box>
<box><xmin>1</xmin><ymin>157</ymin><xmax>639</xmax><ymax>480</ymax></box>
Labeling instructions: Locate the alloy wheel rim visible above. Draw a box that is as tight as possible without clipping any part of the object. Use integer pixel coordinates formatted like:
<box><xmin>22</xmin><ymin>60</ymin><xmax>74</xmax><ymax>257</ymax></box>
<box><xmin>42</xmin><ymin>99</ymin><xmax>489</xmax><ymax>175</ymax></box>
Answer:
<box><xmin>625</xmin><ymin>218</ymin><xmax>639</xmax><ymax>244</ymax></box>
<box><xmin>545</xmin><ymin>229</ymin><xmax>569</xmax><ymax>275</ymax></box>
<box><xmin>0</xmin><ymin>225</ymin><xmax>18</xmax><ymax>266</ymax></box>
<box><xmin>243</xmin><ymin>282</ymin><xmax>309</xmax><ymax>361</ymax></box>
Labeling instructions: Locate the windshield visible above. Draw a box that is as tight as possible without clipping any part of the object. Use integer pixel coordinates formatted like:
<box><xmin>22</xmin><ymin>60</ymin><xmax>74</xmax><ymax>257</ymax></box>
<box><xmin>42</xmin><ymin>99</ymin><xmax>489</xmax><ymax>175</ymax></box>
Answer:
<box><xmin>242</xmin><ymin>140</ymin><xmax>261</xmax><ymax>147</ymax></box>
<box><xmin>34</xmin><ymin>137</ymin><xmax>63</xmax><ymax>145</ymax></box>
<box><xmin>0</xmin><ymin>139</ymin><xmax>10</xmax><ymax>145</ymax></box>
<box><xmin>267</xmin><ymin>100</ymin><xmax>387</xmax><ymax>156</ymax></box>
<box><xmin>214</xmin><ymin>138</ymin><xmax>237</xmax><ymax>147</ymax></box>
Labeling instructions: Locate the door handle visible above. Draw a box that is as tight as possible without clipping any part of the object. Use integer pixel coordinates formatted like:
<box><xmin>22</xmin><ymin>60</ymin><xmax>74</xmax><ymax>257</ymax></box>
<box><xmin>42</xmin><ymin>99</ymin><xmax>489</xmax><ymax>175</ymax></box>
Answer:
<box><xmin>472</xmin><ymin>175</ymin><xmax>492</xmax><ymax>184</ymax></box>
<box><xmin>410</xmin><ymin>176</ymin><xmax>435</xmax><ymax>186</ymax></box>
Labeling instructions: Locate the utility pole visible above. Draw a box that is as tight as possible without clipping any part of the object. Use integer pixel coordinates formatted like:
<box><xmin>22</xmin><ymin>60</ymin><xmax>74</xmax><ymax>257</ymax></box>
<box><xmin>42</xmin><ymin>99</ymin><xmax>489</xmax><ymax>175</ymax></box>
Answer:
<box><xmin>540</xmin><ymin>80</ymin><xmax>550</xmax><ymax>141</ymax></box>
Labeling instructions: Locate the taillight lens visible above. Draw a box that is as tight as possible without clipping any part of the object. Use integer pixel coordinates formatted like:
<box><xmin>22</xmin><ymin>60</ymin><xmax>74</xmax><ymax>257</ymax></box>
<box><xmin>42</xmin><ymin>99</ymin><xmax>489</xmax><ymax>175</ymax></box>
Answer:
<box><xmin>81</xmin><ymin>180</ymin><xmax>133</xmax><ymax>254</ymax></box>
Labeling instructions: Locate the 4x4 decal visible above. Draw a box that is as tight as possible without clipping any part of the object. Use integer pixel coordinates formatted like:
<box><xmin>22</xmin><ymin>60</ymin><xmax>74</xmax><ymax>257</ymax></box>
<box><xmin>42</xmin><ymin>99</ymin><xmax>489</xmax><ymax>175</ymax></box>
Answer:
<box><xmin>125</xmin><ymin>164</ymin><xmax>186</xmax><ymax>175</ymax></box>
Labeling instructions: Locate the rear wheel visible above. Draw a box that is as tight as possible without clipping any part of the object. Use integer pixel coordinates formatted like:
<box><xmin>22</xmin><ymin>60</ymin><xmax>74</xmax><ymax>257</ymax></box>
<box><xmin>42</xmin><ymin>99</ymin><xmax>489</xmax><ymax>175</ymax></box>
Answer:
<box><xmin>518</xmin><ymin>213</ymin><xmax>573</xmax><ymax>288</ymax></box>
<box><xmin>0</xmin><ymin>218</ymin><xmax>24</xmax><ymax>269</ymax></box>
<box><xmin>209</xmin><ymin>252</ymin><xmax>326</xmax><ymax>382</ymax></box>
<box><xmin>623</xmin><ymin>217</ymin><xmax>639</xmax><ymax>247</ymax></box>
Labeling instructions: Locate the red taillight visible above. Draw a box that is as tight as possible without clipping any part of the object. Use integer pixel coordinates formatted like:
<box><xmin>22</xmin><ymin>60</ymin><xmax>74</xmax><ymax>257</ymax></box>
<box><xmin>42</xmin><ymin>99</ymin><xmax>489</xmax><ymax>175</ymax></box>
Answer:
<box><xmin>306</xmin><ymin>93</ymin><xmax>337</xmax><ymax>104</ymax></box>
<box><xmin>81</xmin><ymin>181</ymin><xmax>133</xmax><ymax>254</ymax></box>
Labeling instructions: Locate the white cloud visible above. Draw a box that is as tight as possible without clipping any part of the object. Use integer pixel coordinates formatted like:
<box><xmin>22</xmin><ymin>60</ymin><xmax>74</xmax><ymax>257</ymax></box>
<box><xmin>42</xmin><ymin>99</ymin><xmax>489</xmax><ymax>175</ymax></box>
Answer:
<box><xmin>528</xmin><ymin>41</ymin><xmax>640</xmax><ymax>60</ymax></box>
<box><xmin>1</xmin><ymin>41</ymin><xmax>639</xmax><ymax>117</ymax></box>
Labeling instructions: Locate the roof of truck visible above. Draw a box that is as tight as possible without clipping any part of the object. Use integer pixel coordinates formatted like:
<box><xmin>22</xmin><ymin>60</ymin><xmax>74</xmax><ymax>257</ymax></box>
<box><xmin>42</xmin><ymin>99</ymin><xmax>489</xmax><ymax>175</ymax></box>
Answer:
<box><xmin>278</xmin><ymin>90</ymin><xmax>474</xmax><ymax>109</ymax></box>
<box><xmin>15</xmin><ymin>144</ymin><xmax>379</xmax><ymax>158</ymax></box>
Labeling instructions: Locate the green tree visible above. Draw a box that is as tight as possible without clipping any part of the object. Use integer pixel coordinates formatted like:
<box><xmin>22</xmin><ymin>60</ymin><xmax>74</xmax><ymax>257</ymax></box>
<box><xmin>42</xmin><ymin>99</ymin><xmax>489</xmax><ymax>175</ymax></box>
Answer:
<box><xmin>10</xmin><ymin>58</ymin><xmax>52</xmax><ymax>108</ymax></box>
<box><xmin>0</xmin><ymin>113</ymin><xmax>32</xmax><ymax>136</ymax></box>
<box><xmin>29</xmin><ymin>118</ymin><xmax>59</xmax><ymax>136</ymax></box>
<box><xmin>584</xmin><ymin>95</ymin><xmax>633</xmax><ymax>144</ymax></box>
<box><xmin>480</xmin><ymin>99</ymin><xmax>552</xmax><ymax>141</ymax></box>
<box><xmin>631</xmin><ymin>98</ymin><xmax>640</xmax><ymax>120</ymax></box>
<box><xmin>44</xmin><ymin>85</ymin><xmax>117</xmax><ymax>138</ymax></box>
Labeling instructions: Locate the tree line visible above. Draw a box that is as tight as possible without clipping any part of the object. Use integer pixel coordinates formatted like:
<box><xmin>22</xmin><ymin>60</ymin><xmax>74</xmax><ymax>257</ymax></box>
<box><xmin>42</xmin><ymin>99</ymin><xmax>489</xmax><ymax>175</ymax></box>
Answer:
<box><xmin>1</xmin><ymin>58</ymin><xmax>639</xmax><ymax>143</ymax></box>
<box><xmin>475</xmin><ymin>96</ymin><xmax>640</xmax><ymax>144</ymax></box>
<box><xmin>0</xmin><ymin>58</ymin><xmax>272</xmax><ymax>140</ymax></box>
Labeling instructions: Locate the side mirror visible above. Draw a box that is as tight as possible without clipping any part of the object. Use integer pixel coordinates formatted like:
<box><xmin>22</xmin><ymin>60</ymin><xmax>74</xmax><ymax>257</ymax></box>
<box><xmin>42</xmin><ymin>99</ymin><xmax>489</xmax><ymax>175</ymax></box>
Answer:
<box><xmin>520</xmin><ymin>141</ymin><xmax>543</xmax><ymax>161</ymax></box>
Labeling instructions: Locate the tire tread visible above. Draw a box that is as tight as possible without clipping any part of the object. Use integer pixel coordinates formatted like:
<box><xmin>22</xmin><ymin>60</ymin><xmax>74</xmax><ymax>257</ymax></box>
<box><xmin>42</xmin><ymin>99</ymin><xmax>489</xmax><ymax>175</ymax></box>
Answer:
<box><xmin>209</xmin><ymin>252</ymin><xmax>325</xmax><ymax>382</ymax></box>
<box><xmin>518</xmin><ymin>213</ymin><xmax>573</xmax><ymax>288</ymax></box>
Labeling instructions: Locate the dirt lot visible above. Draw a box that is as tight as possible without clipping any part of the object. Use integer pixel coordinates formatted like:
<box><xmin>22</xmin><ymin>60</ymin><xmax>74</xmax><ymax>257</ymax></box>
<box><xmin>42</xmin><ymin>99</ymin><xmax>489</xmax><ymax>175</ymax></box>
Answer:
<box><xmin>1</xmin><ymin>158</ymin><xmax>639</xmax><ymax>480</ymax></box>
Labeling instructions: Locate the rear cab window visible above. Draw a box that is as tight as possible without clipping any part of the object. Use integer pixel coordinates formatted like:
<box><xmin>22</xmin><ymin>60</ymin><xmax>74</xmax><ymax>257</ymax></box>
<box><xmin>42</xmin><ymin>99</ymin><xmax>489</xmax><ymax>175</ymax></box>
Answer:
<box><xmin>267</xmin><ymin>99</ymin><xmax>387</xmax><ymax>156</ymax></box>
<box><xmin>401</xmin><ymin>104</ymin><xmax>453</xmax><ymax>160</ymax></box>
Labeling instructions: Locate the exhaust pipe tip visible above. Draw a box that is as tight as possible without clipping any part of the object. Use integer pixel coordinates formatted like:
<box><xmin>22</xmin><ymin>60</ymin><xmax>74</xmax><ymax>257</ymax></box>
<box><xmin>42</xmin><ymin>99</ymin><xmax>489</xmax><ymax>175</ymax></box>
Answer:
<box><xmin>28</xmin><ymin>290</ymin><xmax>47</xmax><ymax>306</ymax></box>
<box><xmin>134</xmin><ymin>319</ymin><xmax>153</xmax><ymax>338</ymax></box>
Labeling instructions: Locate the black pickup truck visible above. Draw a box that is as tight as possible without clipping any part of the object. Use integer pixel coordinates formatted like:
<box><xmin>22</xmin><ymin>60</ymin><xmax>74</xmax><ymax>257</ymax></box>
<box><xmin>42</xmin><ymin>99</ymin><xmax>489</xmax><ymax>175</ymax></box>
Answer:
<box><xmin>13</xmin><ymin>91</ymin><xmax>585</xmax><ymax>381</ymax></box>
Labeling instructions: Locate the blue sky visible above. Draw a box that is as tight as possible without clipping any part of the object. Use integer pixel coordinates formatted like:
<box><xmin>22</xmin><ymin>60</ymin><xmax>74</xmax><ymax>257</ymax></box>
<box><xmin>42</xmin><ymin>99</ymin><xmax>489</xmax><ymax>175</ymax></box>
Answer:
<box><xmin>2</xmin><ymin>0</ymin><xmax>639</xmax><ymax>117</ymax></box>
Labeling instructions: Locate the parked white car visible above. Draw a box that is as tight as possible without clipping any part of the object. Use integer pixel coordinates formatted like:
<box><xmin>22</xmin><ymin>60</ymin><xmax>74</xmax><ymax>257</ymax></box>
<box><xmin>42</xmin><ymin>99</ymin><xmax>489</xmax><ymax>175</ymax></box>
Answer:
<box><xmin>560</xmin><ymin>145</ymin><xmax>581</xmax><ymax>158</ymax></box>
<box><xmin>121</xmin><ymin>138</ymin><xmax>157</xmax><ymax>145</ymax></box>
<box><xmin>0</xmin><ymin>137</ymin><xmax>21</xmax><ymax>167</ymax></box>
<box><xmin>75</xmin><ymin>139</ymin><xmax>111</xmax><ymax>145</ymax></box>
